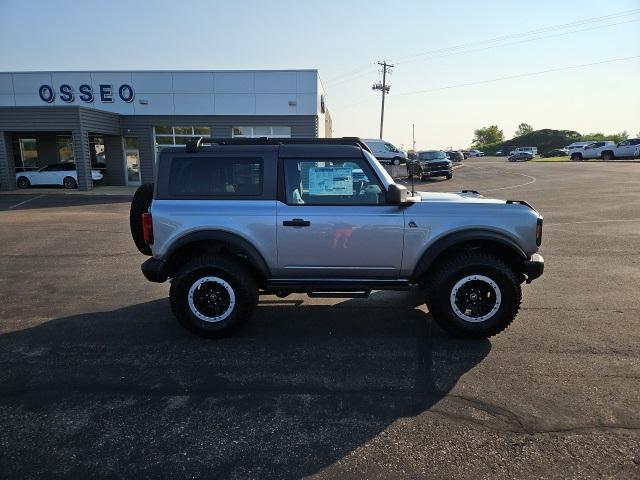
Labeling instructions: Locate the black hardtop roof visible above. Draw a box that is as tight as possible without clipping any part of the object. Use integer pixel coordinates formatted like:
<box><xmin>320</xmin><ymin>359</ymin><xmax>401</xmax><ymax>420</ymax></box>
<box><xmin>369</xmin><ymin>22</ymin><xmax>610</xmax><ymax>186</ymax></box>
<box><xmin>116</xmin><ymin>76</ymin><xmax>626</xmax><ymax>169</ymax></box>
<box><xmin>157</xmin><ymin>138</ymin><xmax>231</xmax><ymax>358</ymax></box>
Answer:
<box><xmin>184</xmin><ymin>136</ymin><xmax>372</xmax><ymax>154</ymax></box>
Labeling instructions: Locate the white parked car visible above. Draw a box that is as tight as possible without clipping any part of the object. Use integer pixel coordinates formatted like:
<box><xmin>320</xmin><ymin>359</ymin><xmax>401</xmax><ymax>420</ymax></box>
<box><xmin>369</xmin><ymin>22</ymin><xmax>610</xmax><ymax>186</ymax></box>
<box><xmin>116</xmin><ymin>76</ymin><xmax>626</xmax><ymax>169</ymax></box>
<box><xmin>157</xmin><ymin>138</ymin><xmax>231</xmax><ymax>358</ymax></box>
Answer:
<box><xmin>599</xmin><ymin>139</ymin><xmax>640</xmax><ymax>160</ymax></box>
<box><xmin>363</xmin><ymin>138</ymin><xmax>407</xmax><ymax>165</ymax></box>
<box><xmin>467</xmin><ymin>149</ymin><xmax>485</xmax><ymax>157</ymax></box>
<box><xmin>16</xmin><ymin>163</ymin><xmax>103</xmax><ymax>189</ymax></box>
<box><xmin>569</xmin><ymin>141</ymin><xmax>615</xmax><ymax>161</ymax></box>
<box><xmin>509</xmin><ymin>146</ymin><xmax>538</xmax><ymax>156</ymax></box>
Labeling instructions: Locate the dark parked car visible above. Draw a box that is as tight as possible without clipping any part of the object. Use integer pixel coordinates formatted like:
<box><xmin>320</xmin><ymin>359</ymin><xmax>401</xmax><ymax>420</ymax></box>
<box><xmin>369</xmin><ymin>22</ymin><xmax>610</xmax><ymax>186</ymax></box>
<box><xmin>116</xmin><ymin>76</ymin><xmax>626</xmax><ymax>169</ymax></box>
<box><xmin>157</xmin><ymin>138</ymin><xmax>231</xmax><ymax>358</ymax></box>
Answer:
<box><xmin>541</xmin><ymin>148</ymin><xmax>569</xmax><ymax>158</ymax></box>
<box><xmin>508</xmin><ymin>152</ymin><xmax>534</xmax><ymax>162</ymax></box>
<box><xmin>446</xmin><ymin>150</ymin><xmax>464</xmax><ymax>162</ymax></box>
<box><xmin>409</xmin><ymin>150</ymin><xmax>453</xmax><ymax>180</ymax></box>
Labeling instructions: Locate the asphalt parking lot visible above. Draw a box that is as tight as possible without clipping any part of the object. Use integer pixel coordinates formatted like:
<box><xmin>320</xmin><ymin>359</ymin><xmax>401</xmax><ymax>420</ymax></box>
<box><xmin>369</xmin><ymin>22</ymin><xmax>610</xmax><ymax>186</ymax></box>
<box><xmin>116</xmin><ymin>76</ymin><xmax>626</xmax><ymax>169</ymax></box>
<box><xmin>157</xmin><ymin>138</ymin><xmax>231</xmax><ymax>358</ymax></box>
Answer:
<box><xmin>0</xmin><ymin>158</ymin><xmax>638</xmax><ymax>479</ymax></box>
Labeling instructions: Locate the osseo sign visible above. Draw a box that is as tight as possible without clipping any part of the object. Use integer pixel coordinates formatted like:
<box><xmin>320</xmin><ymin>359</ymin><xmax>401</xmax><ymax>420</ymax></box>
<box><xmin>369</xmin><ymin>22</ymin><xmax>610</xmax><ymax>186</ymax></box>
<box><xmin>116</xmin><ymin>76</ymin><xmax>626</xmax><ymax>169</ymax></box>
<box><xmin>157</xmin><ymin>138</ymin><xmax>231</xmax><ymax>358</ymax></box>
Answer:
<box><xmin>38</xmin><ymin>83</ymin><xmax>135</xmax><ymax>104</ymax></box>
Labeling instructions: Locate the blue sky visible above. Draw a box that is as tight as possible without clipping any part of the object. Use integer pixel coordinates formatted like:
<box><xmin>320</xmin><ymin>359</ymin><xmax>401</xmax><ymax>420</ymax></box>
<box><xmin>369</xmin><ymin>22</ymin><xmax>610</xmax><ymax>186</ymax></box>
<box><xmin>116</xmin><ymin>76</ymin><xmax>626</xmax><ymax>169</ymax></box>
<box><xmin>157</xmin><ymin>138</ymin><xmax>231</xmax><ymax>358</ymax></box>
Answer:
<box><xmin>1</xmin><ymin>0</ymin><xmax>638</xmax><ymax>148</ymax></box>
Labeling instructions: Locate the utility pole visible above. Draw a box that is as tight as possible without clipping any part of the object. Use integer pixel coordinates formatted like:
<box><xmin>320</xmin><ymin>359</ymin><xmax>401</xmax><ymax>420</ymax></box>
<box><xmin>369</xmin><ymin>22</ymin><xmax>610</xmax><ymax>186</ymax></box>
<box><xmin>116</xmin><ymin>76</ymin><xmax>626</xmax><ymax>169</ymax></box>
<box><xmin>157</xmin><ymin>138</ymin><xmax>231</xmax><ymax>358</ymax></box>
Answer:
<box><xmin>372</xmin><ymin>61</ymin><xmax>393</xmax><ymax>139</ymax></box>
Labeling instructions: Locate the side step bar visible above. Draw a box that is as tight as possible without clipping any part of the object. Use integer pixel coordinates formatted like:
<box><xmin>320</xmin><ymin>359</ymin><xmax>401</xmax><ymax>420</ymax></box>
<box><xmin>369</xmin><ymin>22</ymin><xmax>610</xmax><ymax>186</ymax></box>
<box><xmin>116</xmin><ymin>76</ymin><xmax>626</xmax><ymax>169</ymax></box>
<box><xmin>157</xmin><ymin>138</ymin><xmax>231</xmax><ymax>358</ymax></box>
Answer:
<box><xmin>306</xmin><ymin>290</ymin><xmax>371</xmax><ymax>299</ymax></box>
<box><xmin>264</xmin><ymin>278</ymin><xmax>412</xmax><ymax>297</ymax></box>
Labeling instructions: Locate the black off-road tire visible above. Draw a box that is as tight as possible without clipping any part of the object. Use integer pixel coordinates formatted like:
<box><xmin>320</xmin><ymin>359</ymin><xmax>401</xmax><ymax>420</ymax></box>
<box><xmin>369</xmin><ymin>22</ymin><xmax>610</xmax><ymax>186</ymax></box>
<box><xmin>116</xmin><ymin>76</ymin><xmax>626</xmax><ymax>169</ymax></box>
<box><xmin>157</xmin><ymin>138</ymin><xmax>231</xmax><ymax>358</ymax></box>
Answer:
<box><xmin>425</xmin><ymin>252</ymin><xmax>522</xmax><ymax>339</ymax></box>
<box><xmin>446</xmin><ymin>174</ymin><xmax>453</xmax><ymax>180</ymax></box>
<box><xmin>130</xmin><ymin>183</ymin><xmax>154</xmax><ymax>255</ymax></box>
<box><xmin>169</xmin><ymin>254</ymin><xmax>258</xmax><ymax>338</ymax></box>
<box><xmin>16</xmin><ymin>176</ymin><xmax>30</xmax><ymax>189</ymax></box>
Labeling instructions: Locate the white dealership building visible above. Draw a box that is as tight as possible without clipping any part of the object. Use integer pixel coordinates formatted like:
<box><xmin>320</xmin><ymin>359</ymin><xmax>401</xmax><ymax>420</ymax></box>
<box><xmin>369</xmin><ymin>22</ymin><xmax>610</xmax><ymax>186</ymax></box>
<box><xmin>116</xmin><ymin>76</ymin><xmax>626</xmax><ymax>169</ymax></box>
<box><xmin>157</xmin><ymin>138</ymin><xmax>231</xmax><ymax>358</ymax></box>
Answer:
<box><xmin>0</xmin><ymin>69</ymin><xmax>331</xmax><ymax>190</ymax></box>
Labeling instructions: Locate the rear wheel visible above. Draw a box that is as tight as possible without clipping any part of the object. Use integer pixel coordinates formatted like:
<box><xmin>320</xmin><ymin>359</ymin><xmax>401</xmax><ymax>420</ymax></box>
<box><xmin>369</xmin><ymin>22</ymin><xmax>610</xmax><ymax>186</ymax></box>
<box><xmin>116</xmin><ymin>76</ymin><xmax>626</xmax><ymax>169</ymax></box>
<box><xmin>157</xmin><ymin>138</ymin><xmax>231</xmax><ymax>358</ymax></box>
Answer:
<box><xmin>425</xmin><ymin>252</ymin><xmax>521</xmax><ymax>338</ymax></box>
<box><xmin>602</xmin><ymin>152</ymin><xmax>613</xmax><ymax>161</ymax></box>
<box><xmin>16</xmin><ymin>176</ymin><xmax>30</xmax><ymax>189</ymax></box>
<box><xmin>570</xmin><ymin>153</ymin><xmax>582</xmax><ymax>161</ymax></box>
<box><xmin>392</xmin><ymin>157</ymin><xmax>401</xmax><ymax>165</ymax></box>
<box><xmin>170</xmin><ymin>254</ymin><xmax>258</xmax><ymax>338</ymax></box>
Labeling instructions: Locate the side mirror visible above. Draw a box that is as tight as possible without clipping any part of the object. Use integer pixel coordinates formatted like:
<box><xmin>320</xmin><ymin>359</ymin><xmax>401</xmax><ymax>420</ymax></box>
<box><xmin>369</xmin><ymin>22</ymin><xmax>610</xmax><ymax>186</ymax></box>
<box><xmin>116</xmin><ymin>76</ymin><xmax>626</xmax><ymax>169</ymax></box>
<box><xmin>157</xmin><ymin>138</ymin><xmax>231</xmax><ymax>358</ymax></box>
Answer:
<box><xmin>387</xmin><ymin>183</ymin><xmax>408</xmax><ymax>204</ymax></box>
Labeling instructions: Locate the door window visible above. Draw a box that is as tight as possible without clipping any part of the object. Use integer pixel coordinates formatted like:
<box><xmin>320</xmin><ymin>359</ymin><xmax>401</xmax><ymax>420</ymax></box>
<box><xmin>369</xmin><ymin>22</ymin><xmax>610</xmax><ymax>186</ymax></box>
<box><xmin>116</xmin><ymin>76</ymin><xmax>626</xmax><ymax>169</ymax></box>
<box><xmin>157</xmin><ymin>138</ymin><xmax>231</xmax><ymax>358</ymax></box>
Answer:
<box><xmin>284</xmin><ymin>158</ymin><xmax>384</xmax><ymax>205</ymax></box>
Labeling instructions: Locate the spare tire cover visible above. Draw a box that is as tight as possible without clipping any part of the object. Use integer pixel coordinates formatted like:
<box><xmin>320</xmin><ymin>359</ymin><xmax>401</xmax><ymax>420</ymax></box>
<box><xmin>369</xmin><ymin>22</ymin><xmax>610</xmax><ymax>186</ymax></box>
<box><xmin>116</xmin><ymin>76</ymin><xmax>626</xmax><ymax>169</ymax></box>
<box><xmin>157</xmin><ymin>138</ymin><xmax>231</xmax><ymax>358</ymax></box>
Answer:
<box><xmin>130</xmin><ymin>183</ymin><xmax>154</xmax><ymax>255</ymax></box>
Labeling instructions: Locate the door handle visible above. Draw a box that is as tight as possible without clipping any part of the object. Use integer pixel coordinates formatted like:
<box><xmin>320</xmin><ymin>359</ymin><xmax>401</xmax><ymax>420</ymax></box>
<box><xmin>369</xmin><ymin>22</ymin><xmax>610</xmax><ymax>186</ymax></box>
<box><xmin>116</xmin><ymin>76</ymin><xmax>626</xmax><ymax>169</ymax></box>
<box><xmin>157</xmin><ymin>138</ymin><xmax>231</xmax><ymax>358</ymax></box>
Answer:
<box><xmin>283</xmin><ymin>218</ymin><xmax>311</xmax><ymax>227</ymax></box>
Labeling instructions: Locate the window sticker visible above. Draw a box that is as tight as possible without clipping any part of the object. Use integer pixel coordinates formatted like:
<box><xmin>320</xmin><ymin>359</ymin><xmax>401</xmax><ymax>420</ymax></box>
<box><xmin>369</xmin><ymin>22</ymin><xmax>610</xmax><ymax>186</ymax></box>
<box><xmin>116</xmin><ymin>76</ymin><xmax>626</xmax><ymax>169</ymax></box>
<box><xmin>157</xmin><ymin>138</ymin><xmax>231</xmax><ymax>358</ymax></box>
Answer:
<box><xmin>308</xmin><ymin>167</ymin><xmax>353</xmax><ymax>196</ymax></box>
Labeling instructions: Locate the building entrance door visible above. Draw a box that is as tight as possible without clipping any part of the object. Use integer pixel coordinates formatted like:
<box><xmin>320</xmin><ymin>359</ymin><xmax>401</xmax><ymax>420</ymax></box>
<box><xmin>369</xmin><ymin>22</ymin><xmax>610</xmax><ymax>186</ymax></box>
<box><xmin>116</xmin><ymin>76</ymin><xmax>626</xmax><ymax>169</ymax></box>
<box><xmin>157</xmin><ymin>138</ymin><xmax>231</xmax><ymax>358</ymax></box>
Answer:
<box><xmin>124</xmin><ymin>137</ymin><xmax>141</xmax><ymax>186</ymax></box>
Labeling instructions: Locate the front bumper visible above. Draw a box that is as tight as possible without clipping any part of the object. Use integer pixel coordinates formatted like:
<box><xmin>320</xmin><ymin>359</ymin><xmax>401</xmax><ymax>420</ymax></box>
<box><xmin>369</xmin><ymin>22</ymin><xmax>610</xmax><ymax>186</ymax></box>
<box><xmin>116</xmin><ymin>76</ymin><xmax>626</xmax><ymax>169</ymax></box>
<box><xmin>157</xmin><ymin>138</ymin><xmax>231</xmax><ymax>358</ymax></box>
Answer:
<box><xmin>141</xmin><ymin>257</ymin><xmax>168</xmax><ymax>283</ymax></box>
<box><xmin>523</xmin><ymin>254</ymin><xmax>544</xmax><ymax>283</ymax></box>
<box><xmin>422</xmin><ymin>168</ymin><xmax>452</xmax><ymax>177</ymax></box>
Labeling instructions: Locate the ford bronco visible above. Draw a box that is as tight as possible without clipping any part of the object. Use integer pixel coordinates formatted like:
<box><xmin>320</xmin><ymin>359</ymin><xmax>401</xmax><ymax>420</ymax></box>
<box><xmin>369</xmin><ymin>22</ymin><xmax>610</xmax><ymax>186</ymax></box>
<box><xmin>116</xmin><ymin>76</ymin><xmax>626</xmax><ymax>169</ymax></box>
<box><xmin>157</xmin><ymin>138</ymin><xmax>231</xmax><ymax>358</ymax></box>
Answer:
<box><xmin>130</xmin><ymin>137</ymin><xmax>544</xmax><ymax>339</ymax></box>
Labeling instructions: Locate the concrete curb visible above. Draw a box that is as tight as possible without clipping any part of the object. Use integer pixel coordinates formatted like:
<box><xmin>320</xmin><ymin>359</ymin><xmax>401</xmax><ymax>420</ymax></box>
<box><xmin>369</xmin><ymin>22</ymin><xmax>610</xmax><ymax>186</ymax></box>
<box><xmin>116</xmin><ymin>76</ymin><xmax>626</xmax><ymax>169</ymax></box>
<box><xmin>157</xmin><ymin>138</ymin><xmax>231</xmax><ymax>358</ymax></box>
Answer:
<box><xmin>0</xmin><ymin>186</ymin><xmax>137</xmax><ymax>196</ymax></box>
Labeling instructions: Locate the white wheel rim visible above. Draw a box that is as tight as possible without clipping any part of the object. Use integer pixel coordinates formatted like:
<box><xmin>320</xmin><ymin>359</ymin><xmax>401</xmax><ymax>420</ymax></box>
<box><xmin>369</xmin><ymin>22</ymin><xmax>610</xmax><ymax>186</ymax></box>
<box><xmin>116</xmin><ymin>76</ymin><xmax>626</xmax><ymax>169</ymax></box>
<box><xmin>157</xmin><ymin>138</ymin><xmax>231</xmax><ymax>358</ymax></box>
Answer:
<box><xmin>450</xmin><ymin>274</ymin><xmax>502</xmax><ymax>323</ymax></box>
<box><xmin>188</xmin><ymin>276</ymin><xmax>236</xmax><ymax>323</ymax></box>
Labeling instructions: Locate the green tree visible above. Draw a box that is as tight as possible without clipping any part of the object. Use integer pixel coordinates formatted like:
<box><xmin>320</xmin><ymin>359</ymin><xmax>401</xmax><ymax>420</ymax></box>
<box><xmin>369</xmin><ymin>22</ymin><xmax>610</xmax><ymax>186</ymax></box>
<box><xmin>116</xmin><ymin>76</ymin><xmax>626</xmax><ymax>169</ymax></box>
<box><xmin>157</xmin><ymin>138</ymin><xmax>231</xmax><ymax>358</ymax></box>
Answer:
<box><xmin>515</xmin><ymin>123</ymin><xmax>533</xmax><ymax>137</ymax></box>
<box><xmin>472</xmin><ymin>125</ymin><xmax>504</xmax><ymax>147</ymax></box>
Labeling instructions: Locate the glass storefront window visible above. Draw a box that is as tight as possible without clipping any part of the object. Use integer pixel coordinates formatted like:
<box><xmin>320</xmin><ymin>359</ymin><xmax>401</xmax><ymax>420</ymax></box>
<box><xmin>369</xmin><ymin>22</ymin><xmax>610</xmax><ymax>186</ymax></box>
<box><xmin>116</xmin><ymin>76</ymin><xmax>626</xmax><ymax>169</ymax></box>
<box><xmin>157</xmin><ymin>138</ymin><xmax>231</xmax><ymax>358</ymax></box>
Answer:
<box><xmin>56</xmin><ymin>136</ymin><xmax>74</xmax><ymax>163</ymax></box>
<box><xmin>17</xmin><ymin>138</ymin><xmax>38</xmax><ymax>170</ymax></box>
<box><xmin>154</xmin><ymin>126</ymin><xmax>211</xmax><ymax>150</ymax></box>
<box><xmin>232</xmin><ymin>126</ymin><xmax>292</xmax><ymax>138</ymax></box>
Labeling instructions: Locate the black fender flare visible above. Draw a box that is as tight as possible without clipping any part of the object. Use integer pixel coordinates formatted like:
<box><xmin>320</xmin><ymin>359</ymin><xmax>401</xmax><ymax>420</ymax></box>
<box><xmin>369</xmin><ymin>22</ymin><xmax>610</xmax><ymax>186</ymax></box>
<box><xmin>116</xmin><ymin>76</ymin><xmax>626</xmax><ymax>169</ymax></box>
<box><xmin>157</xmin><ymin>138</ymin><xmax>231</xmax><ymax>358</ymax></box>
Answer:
<box><xmin>411</xmin><ymin>229</ymin><xmax>527</xmax><ymax>281</ymax></box>
<box><xmin>165</xmin><ymin>230</ymin><xmax>271</xmax><ymax>278</ymax></box>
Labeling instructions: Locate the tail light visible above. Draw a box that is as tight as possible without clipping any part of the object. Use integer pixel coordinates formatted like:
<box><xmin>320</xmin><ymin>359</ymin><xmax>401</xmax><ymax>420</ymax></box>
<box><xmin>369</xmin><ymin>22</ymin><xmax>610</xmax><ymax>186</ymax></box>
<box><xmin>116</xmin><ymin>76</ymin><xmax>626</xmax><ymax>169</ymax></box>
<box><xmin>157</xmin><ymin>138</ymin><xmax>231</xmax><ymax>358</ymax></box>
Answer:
<box><xmin>142</xmin><ymin>212</ymin><xmax>154</xmax><ymax>245</ymax></box>
<box><xmin>536</xmin><ymin>218</ymin><xmax>543</xmax><ymax>246</ymax></box>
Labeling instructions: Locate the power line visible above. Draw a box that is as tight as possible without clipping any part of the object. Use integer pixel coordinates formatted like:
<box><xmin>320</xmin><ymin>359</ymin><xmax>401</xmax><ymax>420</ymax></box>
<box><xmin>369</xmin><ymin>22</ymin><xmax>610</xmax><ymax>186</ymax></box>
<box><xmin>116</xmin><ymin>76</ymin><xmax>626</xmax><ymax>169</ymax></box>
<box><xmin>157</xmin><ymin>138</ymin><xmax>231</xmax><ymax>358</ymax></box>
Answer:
<box><xmin>395</xmin><ymin>55</ymin><xmax>640</xmax><ymax>97</ymax></box>
<box><xmin>322</xmin><ymin>9</ymin><xmax>640</xmax><ymax>89</ymax></box>
<box><xmin>394</xmin><ymin>8</ymin><xmax>640</xmax><ymax>63</ymax></box>
<box><xmin>333</xmin><ymin>55</ymin><xmax>640</xmax><ymax>110</ymax></box>
<box><xmin>396</xmin><ymin>18</ymin><xmax>640</xmax><ymax>67</ymax></box>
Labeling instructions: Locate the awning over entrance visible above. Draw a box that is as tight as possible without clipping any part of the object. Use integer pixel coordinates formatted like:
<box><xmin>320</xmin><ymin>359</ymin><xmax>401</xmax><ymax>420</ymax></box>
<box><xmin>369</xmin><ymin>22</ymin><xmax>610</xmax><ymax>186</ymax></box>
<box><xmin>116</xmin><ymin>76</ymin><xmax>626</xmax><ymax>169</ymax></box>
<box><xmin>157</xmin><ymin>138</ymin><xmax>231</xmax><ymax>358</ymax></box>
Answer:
<box><xmin>0</xmin><ymin>106</ymin><xmax>122</xmax><ymax>191</ymax></box>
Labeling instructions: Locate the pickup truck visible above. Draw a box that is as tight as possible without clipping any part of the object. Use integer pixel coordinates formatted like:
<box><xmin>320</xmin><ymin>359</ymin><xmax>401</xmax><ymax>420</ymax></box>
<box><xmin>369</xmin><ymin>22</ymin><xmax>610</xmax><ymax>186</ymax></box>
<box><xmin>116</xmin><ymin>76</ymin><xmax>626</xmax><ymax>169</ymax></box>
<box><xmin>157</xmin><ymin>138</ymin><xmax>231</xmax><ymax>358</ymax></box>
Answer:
<box><xmin>599</xmin><ymin>139</ymin><xmax>640</xmax><ymax>160</ymax></box>
<box><xmin>569</xmin><ymin>141</ymin><xmax>615</xmax><ymax>161</ymax></box>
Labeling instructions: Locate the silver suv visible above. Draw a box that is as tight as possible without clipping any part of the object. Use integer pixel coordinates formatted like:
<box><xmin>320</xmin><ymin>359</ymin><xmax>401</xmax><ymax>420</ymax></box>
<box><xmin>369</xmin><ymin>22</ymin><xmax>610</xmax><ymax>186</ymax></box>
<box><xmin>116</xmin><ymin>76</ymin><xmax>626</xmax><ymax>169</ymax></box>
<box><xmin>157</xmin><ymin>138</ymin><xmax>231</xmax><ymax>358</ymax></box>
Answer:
<box><xmin>130</xmin><ymin>137</ymin><xmax>544</xmax><ymax>339</ymax></box>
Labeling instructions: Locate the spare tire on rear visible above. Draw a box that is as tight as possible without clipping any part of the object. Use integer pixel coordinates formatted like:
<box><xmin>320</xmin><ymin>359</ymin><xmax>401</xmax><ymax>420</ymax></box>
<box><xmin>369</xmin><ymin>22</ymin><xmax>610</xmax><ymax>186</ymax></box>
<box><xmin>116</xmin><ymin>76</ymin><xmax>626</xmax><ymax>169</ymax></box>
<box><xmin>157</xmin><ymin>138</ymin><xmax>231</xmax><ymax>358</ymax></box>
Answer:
<box><xmin>130</xmin><ymin>183</ymin><xmax>154</xmax><ymax>255</ymax></box>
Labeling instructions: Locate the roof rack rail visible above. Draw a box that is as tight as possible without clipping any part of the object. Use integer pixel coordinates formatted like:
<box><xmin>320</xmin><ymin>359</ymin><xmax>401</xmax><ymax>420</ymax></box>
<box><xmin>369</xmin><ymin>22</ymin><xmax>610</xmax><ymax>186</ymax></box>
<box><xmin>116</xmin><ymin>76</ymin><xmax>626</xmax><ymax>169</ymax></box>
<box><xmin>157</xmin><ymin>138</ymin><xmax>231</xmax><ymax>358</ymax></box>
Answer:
<box><xmin>184</xmin><ymin>137</ymin><xmax>372</xmax><ymax>153</ymax></box>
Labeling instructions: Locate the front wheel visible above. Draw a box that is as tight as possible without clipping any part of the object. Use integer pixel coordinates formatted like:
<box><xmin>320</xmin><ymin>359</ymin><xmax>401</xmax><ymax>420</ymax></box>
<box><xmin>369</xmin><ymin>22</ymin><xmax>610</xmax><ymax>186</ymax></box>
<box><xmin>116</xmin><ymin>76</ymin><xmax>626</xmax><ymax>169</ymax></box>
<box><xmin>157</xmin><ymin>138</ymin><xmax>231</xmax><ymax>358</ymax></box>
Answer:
<box><xmin>445</xmin><ymin>174</ymin><xmax>453</xmax><ymax>180</ymax></box>
<box><xmin>425</xmin><ymin>252</ymin><xmax>522</xmax><ymax>338</ymax></box>
<box><xmin>170</xmin><ymin>254</ymin><xmax>258</xmax><ymax>338</ymax></box>
<box><xmin>601</xmin><ymin>152</ymin><xmax>613</xmax><ymax>161</ymax></box>
<box><xmin>392</xmin><ymin>157</ymin><xmax>401</xmax><ymax>165</ymax></box>
<box><xmin>63</xmin><ymin>176</ymin><xmax>77</xmax><ymax>189</ymax></box>
<box><xmin>570</xmin><ymin>153</ymin><xmax>582</xmax><ymax>161</ymax></box>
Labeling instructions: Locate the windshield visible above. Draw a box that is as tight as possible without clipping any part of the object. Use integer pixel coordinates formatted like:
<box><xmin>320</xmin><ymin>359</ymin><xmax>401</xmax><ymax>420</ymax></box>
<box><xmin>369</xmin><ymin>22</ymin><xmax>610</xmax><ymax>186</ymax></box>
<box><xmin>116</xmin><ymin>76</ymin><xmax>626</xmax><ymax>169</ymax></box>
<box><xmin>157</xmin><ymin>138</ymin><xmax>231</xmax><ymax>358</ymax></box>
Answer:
<box><xmin>419</xmin><ymin>151</ymin><xmax>446</xmax><ymax>161</ymax></box>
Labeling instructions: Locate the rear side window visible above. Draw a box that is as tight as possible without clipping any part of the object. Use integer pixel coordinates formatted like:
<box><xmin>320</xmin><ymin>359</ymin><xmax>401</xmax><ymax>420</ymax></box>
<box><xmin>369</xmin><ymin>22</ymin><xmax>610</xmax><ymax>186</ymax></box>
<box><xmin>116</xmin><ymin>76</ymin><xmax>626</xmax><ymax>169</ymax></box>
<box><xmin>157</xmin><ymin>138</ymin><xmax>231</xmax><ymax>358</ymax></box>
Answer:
<box><xmin>168</xmin><ymin>157</ymin><xmax>263</xmax><ymax>197</ymax></box>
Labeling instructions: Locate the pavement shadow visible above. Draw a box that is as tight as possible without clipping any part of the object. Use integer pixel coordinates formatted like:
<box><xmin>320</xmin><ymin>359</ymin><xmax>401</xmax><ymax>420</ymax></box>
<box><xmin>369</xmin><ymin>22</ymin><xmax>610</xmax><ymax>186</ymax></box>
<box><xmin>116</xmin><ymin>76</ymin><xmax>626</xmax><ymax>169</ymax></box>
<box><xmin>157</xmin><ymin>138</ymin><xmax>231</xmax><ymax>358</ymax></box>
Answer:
<box><xmin>0</xmin><ymin>289</ymin><xmax>490</xmax><ymax>479</ymax></box>
<box><xmin>0</xmin><ymin>193</ymin><xmax>132</xmax><ymax>211</ymax></box>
